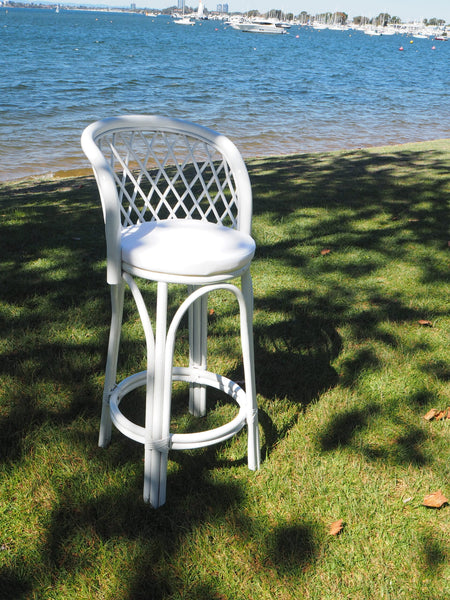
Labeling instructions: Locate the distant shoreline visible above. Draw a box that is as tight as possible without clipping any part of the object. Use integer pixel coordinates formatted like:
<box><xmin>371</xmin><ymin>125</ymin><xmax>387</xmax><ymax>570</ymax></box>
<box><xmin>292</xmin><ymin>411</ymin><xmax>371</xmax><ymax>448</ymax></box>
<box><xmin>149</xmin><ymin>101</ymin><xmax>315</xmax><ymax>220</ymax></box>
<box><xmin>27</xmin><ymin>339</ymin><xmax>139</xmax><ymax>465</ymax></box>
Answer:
<box><xmin>2</xmin><ymin>4</ymin><xmax>449</xmax><ymax>26</ymax></box>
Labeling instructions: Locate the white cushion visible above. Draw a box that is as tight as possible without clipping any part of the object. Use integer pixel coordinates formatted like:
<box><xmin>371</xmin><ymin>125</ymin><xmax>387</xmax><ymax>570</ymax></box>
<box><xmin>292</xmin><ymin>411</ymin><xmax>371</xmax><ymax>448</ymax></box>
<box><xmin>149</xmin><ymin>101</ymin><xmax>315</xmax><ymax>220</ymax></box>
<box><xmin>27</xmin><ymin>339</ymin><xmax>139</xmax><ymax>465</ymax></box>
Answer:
<box><xmin>121</xmin><ymin>220</ymin><xmax>255</xmax><ymax>277</ymax></box>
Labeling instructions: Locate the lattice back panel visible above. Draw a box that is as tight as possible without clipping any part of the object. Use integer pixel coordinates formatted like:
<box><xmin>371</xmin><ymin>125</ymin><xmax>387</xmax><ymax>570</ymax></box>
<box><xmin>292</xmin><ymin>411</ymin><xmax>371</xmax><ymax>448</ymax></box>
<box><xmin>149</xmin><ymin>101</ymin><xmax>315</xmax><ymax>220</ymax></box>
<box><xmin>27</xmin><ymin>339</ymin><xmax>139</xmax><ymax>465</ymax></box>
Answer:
<box><xmin>97</xmin><ymin>129</ymin><xmax>239</xmax><ymax>228</ymax></box>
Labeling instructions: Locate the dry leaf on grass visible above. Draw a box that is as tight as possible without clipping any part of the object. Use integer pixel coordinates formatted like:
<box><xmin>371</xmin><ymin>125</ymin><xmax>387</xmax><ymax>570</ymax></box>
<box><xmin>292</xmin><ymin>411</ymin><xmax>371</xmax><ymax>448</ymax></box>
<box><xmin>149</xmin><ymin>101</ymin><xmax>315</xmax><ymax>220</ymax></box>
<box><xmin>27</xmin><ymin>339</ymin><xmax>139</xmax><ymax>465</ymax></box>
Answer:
<box><xmin>424</xmin><ymin>408</ymin><xmax>439</xmax><ymax>421</ymax></box>
<box><xmin>435</xmin><ymin>409</ymin><xmax>449</xmax><ymax>421</ymax></box>
<box><xmin>423</xmin><ymin>408</ymin><xmax>449</xmax><ymax>421</ymax></box>
<box><xmin>418</xmin><ymin>320</ymin><xmax>433</xmax><ymax>327</ymax></box>
<box><xmin>320</xmin><ymin>248</ymin><xmax>331</xmax><ymax>255</ymax></box>
<box><xmin>423</xmin><ymin>490</ymin><xmax>448</xmax><ymax>509</ymax></box>
<box><xmin>329</xmin><ymin>519</ymin><xmax>344</xmax><ymax>536</ymax></box>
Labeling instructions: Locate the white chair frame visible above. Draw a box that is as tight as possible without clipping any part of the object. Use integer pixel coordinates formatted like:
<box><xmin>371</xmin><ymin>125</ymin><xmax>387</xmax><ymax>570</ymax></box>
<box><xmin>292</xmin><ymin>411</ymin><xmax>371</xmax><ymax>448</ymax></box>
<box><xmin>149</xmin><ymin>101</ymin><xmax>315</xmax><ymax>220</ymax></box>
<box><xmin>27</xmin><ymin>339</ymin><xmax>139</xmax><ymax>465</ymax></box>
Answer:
<box><xmin>81</xmin><ymin>115</ymin><xmax>260</xmax><ymax>507</ymax></box>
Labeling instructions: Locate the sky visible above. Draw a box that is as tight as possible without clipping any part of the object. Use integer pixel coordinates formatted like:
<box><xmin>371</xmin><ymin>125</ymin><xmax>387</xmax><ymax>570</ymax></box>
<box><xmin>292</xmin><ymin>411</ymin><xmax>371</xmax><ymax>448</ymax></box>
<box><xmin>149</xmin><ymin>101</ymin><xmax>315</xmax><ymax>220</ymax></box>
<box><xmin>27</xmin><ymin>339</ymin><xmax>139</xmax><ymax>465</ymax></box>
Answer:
<box><xmin>54</xmin><ymin>1</ymin><xmax>450</xmax><ymax>22</ymax></box>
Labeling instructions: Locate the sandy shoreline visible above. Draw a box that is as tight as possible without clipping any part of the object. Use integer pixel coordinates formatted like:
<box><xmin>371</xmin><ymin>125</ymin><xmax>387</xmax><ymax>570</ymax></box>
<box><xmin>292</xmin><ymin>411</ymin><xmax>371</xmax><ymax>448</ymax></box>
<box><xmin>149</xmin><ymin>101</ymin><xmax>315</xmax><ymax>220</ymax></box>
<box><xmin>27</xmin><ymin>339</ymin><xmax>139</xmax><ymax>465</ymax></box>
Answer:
<box><xmin>2</xmin><ymin>138</ymin><xmax>449</xmax><ymax>187</ymax></box>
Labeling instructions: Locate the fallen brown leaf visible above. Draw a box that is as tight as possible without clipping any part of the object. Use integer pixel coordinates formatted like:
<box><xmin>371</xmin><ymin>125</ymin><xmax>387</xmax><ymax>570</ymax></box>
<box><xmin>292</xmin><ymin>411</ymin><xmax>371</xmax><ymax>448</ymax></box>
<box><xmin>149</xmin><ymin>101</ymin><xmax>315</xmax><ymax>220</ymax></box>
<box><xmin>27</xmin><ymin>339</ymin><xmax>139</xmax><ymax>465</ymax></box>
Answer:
<box><xmin>329</xmin><ymin>519</ymin><xmax>344</xmax><ymax>536</ymax></box>
<box><xmin>423</xmin><ymin>408</ymin><xmax>449</xmax><ymax>421</ymax></box>
<box><xmin>320</xmin><ymin>248</ymin><xmax>331</xmax><ymax>256</ymax></box>
<box><xmin>423</xmin><ymin>408</ymin><xmax>439</xmax><ymax>421</ymax></box>
<box><xmin>423</xmin><ymin>490</ymin><xmax>448</xmax><ymax>509</ymax></box>
<box><xmin>418</xmin><ymin>320</ymin><xmax>432</xmax><ymax>327</ymax></box>
<box><xmin>435</xmin><ymin>409</ymin><xmax>448</xmax><ymax>421</ymax></box>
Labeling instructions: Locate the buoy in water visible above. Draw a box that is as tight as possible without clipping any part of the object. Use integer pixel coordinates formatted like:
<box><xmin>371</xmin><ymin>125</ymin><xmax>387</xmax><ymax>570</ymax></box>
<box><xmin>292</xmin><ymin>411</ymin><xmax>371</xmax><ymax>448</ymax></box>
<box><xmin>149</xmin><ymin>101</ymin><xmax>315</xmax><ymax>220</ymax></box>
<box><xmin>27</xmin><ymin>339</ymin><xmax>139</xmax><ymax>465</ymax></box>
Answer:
<box><xmin>399</xmin><ymin>46</ymin><xmax>404</xmax><ymax>51</ymax></box>
<box><xmin>432</xmin><ymin>45</ymin><xmax>436</xmax><ymax>49</ymax></box>
<box><xmin>410</xmin><ymin>40</ymin><xmax>414</xmax><ymax>44</ymax></box>
<box><xmin>296</xmin><ymin>35</ymin><xmax>299</xmax><ymax>38</ymax></box>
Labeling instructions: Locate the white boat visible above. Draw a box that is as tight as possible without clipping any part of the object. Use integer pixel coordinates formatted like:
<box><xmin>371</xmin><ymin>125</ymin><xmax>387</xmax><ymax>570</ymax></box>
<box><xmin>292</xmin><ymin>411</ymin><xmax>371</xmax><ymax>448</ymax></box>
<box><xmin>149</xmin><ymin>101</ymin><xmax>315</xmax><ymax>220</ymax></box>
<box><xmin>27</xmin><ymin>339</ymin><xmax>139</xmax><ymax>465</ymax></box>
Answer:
<box><xmin>174</xmin><ymin>17</ymin><xmax>195</xmax><ymax>25</ymax></box>
<box><xmin>364</xmin><ymin>28</ymin><xmax>382</xmax><ymax>36</ymax></box>
<box><xmin>230</xmin><ymin>20</ymin><xmax>288</xmax><ymax>35</ymax></box>
<box><xmin>173</xmin><ymin>1</ymin><xmax>195</xmax><ymax>26</ymax></box>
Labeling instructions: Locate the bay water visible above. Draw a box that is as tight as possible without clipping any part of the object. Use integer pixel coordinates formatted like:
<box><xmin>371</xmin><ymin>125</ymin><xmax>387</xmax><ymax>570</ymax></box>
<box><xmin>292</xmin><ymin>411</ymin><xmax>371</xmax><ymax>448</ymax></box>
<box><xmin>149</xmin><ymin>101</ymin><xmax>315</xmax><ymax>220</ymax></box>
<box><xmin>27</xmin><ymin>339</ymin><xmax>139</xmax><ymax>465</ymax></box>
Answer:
<box><xmin>1</xmin><ymin>7</ymin><xmax>449</xmax><ymax>181</ymax></box>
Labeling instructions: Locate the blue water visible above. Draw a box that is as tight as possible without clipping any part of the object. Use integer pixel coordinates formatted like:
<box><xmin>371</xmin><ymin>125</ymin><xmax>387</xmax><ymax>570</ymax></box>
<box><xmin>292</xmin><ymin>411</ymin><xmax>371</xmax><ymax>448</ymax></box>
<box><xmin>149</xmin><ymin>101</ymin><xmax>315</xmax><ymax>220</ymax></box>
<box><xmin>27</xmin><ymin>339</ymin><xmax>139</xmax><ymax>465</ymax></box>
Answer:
<box><xmin>1</xmin><ymin>8</ymin><xmax>449</xmax><ymax>180</ymax></box>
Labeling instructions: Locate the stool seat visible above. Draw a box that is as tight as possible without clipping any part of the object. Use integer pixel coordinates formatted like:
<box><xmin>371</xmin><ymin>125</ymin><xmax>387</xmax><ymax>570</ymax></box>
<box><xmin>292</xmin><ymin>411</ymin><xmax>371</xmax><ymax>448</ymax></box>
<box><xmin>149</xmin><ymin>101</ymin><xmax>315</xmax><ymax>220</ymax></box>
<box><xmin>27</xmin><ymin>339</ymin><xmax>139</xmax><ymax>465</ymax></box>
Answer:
<box><xmin>121</xmin><ymin>219</ymin><xmax>255</xmax><ymax>279</ymax></box>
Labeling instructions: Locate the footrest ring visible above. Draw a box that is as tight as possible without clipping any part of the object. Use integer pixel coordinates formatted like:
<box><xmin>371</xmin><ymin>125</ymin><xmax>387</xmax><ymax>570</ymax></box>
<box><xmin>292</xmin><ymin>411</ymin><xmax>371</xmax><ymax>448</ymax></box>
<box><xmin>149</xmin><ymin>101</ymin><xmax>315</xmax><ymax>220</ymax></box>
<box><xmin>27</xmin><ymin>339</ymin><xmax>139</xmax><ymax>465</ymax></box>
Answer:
<box><xmin>109</xmin><ymin>368</ymin><xmax>248</xmax><ymax>449</ymax></box>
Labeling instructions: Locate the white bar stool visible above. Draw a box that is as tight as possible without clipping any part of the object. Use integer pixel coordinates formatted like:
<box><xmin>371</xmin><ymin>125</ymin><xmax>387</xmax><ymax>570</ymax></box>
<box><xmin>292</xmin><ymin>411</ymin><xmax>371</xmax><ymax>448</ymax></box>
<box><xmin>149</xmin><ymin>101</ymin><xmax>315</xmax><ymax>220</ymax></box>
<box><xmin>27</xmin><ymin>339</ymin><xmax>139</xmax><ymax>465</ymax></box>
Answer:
<box><xmin>81</xmin><ymin>115</ymin><xmax>260</xmax><ymax>507</ymax></box>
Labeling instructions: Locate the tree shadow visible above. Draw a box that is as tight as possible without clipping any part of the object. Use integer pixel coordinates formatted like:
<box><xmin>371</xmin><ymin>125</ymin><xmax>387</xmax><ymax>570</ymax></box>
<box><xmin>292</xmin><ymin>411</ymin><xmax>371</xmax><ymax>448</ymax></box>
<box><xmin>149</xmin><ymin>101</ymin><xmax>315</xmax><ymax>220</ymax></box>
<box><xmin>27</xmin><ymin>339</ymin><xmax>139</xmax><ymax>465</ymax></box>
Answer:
<box><xmin>0</xmin><ymin>567</ymin><xmax>32</xmax><ymax>600</ymax></box>
<box><xmin>253</xmin><ymin>298</ymin><xmax>341</xmax><ymax>404</ymax></box>
<box><xmin>419</xmin><ymin>530</ymin><xmax>448</xmax><ymax>575</ymax></box>
<box><xmin>249</xmin><ymin>145</ymin><xmax>449</xmax><ymax>467</ymax></box>
<box><xmin>0</xmin><ymin>142</ymin><xmax>449</xmax><ymax>596</ymax></box>
<box><xmin>43</xmin><ymin>450</ymin><xmax>246</xmax><ymax>599</ymax></box>
<box><xmin>265</xmin><ymin>521</ymin><xmax>321</xmax><ymax>576</ymax></box>
<box><xmin>318</xmin><ymin>406</ymin><xmax>379</xmax><ymax>451</ymax></box>
<box><xmin>251</xmin><ymin>146</ymin><xmax>449</xmax><ymax>286</ymax></box>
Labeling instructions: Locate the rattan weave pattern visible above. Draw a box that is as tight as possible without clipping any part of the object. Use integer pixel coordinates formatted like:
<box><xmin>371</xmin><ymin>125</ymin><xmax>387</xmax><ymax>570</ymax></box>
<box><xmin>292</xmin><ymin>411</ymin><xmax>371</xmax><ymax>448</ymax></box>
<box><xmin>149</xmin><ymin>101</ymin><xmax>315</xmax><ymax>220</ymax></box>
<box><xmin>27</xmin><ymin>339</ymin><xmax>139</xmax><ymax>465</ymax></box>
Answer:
<box><xmin>97</xmin><ymin>129</ymin><xmax>239</xmax><ymax>228</ymax></box>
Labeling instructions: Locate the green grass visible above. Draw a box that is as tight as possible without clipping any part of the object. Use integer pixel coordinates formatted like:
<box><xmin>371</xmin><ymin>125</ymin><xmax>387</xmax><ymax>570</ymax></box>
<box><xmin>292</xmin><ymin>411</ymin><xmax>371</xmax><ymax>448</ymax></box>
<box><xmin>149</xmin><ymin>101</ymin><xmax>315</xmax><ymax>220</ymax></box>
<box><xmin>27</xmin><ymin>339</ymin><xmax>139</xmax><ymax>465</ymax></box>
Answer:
<box><xmin>0</xmin><ymin>140</ymin><xmax>449</xmax><ymax>599</ymax></box>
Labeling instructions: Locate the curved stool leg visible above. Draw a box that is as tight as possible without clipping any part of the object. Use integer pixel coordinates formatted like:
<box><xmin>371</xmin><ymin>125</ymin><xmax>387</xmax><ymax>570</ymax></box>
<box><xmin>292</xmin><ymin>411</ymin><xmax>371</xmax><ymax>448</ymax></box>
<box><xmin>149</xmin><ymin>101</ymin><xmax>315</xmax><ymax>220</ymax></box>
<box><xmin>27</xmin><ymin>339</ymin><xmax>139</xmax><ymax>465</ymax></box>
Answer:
<box><xmin>99</xmin><ymin>282</ymin><xmax>125</xmax><ymax>448</ymax></box>
<box><xmin>241</xmin><ymin>270</ymin><xmax>260</xmax><ymax>471</ymax></box>
<box><xmin>188</xmin><ymin>287</ymin><xmax>208</xmax><ymax>417</ymax></box>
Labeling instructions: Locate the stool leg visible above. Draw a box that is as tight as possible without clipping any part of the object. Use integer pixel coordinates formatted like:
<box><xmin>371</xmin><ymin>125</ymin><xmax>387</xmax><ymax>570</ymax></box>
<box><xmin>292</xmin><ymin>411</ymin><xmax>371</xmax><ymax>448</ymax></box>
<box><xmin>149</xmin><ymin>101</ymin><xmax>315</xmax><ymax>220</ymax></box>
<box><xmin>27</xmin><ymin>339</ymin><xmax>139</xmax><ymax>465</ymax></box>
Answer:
<box><xmin>241</xmin><ymin>270</ymin><xmax>260</xmax><ymax>471</ymax></box>
<box><xmin>99</xmin><ymin>282</ymin><xmax>125</xmax><ymax>448</ymax></box>
<box><xmin>144</xmin><ymin>281</ymin><xmax>169</xmax><ymax>507</ymax></box>
<box><xmin>188</xmin><ymin>287</ymin><xmax>208</xmax><ymax>417</ymax></box>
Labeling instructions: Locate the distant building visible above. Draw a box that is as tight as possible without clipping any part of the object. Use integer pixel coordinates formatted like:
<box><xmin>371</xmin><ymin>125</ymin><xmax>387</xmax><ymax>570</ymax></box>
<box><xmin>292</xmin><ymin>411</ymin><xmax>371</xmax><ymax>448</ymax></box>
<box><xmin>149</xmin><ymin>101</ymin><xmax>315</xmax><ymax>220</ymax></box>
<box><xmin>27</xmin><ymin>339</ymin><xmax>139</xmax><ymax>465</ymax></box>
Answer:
<box><xmin>130</xmin><ymin>3</ymin><xmax>136</xmax><ymax>9</ymax></box>
<box><xmin>223</xmin><ymin>4</ymin><xmax>229</xmax><ymax>13</ymax></box>
<box><xmin>178</xmin><ymin>0</ymin><xmax>184</xmax><ymax>9</ymax></box>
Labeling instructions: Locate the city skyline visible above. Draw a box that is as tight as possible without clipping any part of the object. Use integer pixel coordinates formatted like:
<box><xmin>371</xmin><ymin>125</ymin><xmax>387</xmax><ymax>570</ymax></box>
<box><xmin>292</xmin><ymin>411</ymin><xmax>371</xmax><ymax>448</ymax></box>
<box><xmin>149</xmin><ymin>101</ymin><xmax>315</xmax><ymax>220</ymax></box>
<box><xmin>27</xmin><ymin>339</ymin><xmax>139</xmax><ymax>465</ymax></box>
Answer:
<box><xmin>79</xmin><ymin>0</ymin><xmax>450</xmax><ymax>22</ymax></box>
<box><xmin>12</xmin><ymin>1</ymin><xmax>450</xmax><ymax>22</ymax></box>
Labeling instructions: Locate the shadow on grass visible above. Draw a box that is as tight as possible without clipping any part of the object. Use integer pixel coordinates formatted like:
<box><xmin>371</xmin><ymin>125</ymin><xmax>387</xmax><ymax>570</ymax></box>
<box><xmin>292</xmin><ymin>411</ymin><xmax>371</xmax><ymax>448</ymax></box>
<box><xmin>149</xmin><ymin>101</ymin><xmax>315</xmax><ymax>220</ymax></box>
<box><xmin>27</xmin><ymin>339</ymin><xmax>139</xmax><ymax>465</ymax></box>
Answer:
<box><xmin>250</xmin><ymin>145</ymin><xmax>449</xmax><ymax>467</ymax></box>
<box><xmin>43</xmin><ymin>453</ymin><xmax>246</xmax><ymax>599</ymax></box>
<box><xmin>0</xmin><ymin>568</ymin><xmax>32</xmax><ymax>600</ymax></box>
<box><xmin>318</xmin><ymin>406</ymin><xmax>379</xmax><ymax>451</ymax></box>
<box><xmin>0</xmin><ymin>143</ymin><xmax>449</xmax><ymax>597</ymax></box>
<box><xmin>251</xmin><ymin>146</ymin><xmax>449</xmax><ymax>323</ymax></box>
<box><xmin>419</xmin><ymin>530</ymin><xmax>449</xmax><ymax>575</ymax></box>
<box><xmin>265</xmin><ymin>521</ymin><xmax>321</xmax><ymax>575</ymax></box>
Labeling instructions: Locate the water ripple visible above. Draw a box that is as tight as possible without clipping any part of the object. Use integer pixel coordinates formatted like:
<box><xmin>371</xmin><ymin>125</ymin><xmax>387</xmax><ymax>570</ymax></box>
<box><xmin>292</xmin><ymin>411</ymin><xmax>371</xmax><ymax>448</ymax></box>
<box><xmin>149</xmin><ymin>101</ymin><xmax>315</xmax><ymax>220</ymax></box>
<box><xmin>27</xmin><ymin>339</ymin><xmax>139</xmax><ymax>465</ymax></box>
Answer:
<box><xmin>1</xmin><ymin>8</ymin><xmax>449</xmax><ymax>180</ymax></box>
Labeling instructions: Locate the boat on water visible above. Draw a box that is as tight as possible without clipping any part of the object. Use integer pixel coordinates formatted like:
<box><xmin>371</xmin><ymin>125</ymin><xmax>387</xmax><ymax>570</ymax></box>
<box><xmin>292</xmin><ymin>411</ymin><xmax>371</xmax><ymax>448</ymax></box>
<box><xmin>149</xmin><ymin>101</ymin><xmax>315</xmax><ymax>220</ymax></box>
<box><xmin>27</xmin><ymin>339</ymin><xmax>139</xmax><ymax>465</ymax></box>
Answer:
<box><xmin>173</xmin><ymin>1</ymin><xmax>195</xmax><ymax>26</ymax></box>
<box><xmin>174</xmin><ymin>17</ymin><xmax>195</xmax><ymax>25</ymax></box>
<box><xmin>364</xmin><ymin>28</ymin><xmax>383</xmax><ymax>36</ymax></box>
<box><xmin>230</xmin><ymin>20</ymin><xmax>288</xmax><ymax>34</ymax></box>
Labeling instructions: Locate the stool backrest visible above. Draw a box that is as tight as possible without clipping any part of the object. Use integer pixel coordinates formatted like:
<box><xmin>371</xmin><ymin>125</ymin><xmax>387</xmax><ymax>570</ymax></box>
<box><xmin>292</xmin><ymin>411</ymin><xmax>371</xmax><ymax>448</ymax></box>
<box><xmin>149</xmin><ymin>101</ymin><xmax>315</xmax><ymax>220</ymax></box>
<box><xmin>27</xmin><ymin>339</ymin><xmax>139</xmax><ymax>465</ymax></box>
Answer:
<box><xmin>82</xmin><ymin>115</ymin><xmax>253</xmax><ymax>284</ymax></box>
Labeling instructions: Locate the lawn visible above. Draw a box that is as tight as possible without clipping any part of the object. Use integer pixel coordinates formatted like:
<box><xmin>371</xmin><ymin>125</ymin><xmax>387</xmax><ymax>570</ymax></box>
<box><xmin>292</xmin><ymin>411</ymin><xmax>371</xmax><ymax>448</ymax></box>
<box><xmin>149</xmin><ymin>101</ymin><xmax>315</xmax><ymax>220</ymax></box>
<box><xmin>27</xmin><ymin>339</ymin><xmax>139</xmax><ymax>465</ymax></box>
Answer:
<box><xmin>0</xmin><ymin>139</ymin><xmax>449</xmax><ymax>599</ymax></box>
